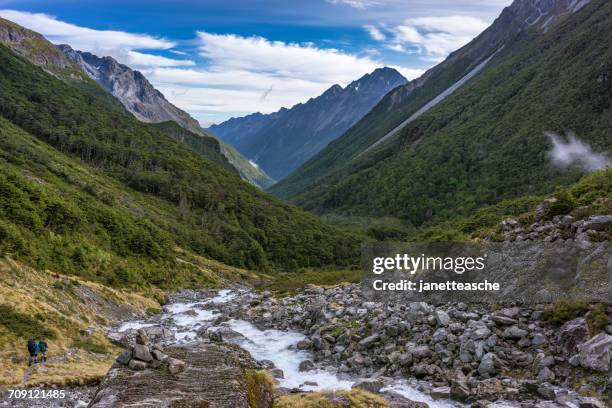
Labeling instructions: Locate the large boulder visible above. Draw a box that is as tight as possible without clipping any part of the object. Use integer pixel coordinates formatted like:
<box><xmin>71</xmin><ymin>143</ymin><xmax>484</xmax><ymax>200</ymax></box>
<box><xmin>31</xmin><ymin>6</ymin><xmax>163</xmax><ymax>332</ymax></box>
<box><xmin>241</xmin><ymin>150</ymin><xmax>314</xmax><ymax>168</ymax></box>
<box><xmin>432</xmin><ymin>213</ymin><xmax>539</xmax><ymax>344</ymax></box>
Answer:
<box><xmin>351</xmin><ymin>378</ymin><xmax>385</xmax><ymax>393</ymax></box>
<box><xmin>557</xmin><ymin>318</ymin><xmax>589</xmax><ymax>355</ymax></box>
<box><xmin>89</xmin><ymin>342</ymin><xmax>274</xmax><ymax>408</ymax></box>
<box><xmin>582</xmin><ymin>215</ymin><xmax>612</xmax><ymax>231</ymax></box>
<box><xmin>132</xmin><ymin>344</ymin><xmax>153</xmax><ymax>362</ymax></box>
<box><xmin>577</xmin><ymin>332</ymin><xmax>612</xmax><ymax>372</ymax></box>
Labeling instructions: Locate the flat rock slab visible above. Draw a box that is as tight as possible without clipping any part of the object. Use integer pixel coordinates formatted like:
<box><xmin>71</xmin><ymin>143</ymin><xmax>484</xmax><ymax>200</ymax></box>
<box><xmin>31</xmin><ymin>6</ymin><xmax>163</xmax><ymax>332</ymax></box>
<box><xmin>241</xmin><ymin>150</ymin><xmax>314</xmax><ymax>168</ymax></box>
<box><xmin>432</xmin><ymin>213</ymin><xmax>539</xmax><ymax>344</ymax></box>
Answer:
<box><xmin>89</xmin><ymin>342</ymin><xmax>270</xmax><ymax>408</ymax></box>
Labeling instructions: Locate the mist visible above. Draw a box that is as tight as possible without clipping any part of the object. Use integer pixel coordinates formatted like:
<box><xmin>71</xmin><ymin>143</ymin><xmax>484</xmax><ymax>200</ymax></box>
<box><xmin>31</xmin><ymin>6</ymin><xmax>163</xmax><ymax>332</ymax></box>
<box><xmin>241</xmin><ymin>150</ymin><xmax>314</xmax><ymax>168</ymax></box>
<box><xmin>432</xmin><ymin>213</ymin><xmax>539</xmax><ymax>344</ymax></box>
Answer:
<box><xmin>546</xmin><ymin>131</ymin><xmax>611</xmax><ymax>172</ymax></box>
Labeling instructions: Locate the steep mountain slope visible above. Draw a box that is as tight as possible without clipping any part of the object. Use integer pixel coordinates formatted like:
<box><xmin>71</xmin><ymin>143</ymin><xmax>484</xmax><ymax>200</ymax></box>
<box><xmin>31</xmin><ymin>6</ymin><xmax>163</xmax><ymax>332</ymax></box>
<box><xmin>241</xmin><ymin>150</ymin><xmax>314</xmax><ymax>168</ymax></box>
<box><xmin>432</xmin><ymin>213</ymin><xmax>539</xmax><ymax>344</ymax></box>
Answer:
<box><xmin>209</xmin><ymin>68</ymin><xmax>407</xmax><ymax>180</ymax></box>
<box><xmin>56</xmin><ymin>44</ymin><xmax>273</xmax><ymax>189</ymax></box>
<box><xmin>0</xmin><ymin>35</ymin><xmax>359</xmax><ymax>282</ymax></box>
<box><xmin>0</xmin><ymin>17</ymin><xmax>86</xmax><ymax>80</ymax></box>
<box><xmin>270</xmin><ymin>0</ymin><xmax>601</xmax><ymax>199</ymax></box>
<box><xmin>271</xmin><ymin>0</ymin><xmax>611</xmax><ymax>226</ymax></box>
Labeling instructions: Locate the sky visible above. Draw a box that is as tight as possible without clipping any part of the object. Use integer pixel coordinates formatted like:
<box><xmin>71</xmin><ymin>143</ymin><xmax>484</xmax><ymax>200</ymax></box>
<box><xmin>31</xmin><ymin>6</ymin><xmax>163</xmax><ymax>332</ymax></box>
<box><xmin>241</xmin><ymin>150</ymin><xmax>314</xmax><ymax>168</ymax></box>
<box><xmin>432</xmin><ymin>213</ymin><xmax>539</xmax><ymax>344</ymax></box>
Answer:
<box><xmin>0</xmin><ymin>0</ymin><xmax>512</xmax><ymax>126</ymax></box>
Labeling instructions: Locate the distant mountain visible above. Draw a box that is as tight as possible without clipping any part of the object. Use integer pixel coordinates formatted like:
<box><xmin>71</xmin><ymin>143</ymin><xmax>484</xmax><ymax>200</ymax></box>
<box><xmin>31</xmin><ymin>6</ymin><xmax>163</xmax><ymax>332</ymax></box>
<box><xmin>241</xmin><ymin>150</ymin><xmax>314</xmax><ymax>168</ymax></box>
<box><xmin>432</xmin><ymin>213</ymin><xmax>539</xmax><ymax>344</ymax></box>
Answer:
<box><xmin>209</xmin><ymin>67</ymin><xmax>407</xmax><ymax>180</ymax></box>
<box><xmin>270</xmin><ymin>0</ymin><xmax>611</xmax><ymax>226</ymax></box>
<box><xmin>57</xmin><ymin>44</ymin><xmax>274</xmax><ymax>189</ymax></box>
<box><xmin>271</xmin><ymin>0</ymin><xmax>603</xmax><ymax>200</ymax></box>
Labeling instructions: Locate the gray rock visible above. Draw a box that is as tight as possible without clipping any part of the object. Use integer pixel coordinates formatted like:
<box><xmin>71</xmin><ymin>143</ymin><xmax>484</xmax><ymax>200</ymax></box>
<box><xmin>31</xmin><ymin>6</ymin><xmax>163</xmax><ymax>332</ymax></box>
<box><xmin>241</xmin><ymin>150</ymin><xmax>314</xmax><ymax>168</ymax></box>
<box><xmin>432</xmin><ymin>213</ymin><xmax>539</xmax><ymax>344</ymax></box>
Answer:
<box><xmin>132</xmin><ymin>344</ymin><xmax>153</xmax><ymax>362</ymax></box>
<box><xmin>537</xmin><ymin>367</ymin><xmax>555</xmax><ymax>382</ymax></box>
<box><xmin>582</xmin><ymin>215</ymin><xmax>612</xmax><ymax>231</ymax></box>
<box><xmin>128</xmin><ymin>359</ymin><xmax>148</xmax><ymax>370</ymax></box>
<box><xmin>296</xmin><ymin>339</ymin><xmax>312</xmax><ymax>349</ymax></box>
<box><xmin>478</xmin><ymin>353</ymin><xmax>496</xmax><ymax>377</ymax></box>
<box><xmin>270</xmin><ymin>368</ymin><xmax>284</xmax><ymax>379</ymax></box>
<box><xmin>358</xmin><ymin>334</ymin><xmax>380</xmax><ymax>349</ymax></box>
<box><xmin>578</xmin><ymin>397</ymin><xmax>607</xmax><ymax>408</ymax></box>
<box><xmin>107</xmin><ymin>332</ymin><xmax>129</xmax><ymax>347</ymax></box>
<box><xmin>167</xmin><ymin>357</ymin><xmax>186</xmax><ymax>374</ymax></box>
<box><xmin>503</xmin><ymin>326</ymin><xmax>527</xmax><ymax>340</ymax></box>
<box><xmin>431</xmin><ymin>387</ymin><xmax>451</xmax><ymax>399</ymax></box>
<box><xmin>116</xmin><ymin>350</ymin><xmax>132</xmax><ymax>365</ymax></box>
<box><xmin>537</xmin><ymin>383</ymin><xmax>556</xmax><ymax>400</ymax></box>
<box><xmin>557</xmin><ymin>318</ymin><xmax>589</xmax><ymax>355</ymax></box>
<box><xmin>298</xmin><ymin>360</ymin><xmax>315</xmax><ymax>372</ymax></box>
<box><xmin>492</xmin><ymin>315</ymin><xmax>518</xmax><ymax>325</ymax></box>
<box><xmin>152</xmin><ymin>349</ymin><xmax>168</xmax><ymax>362</ymax></box>
<box><xmin>410</xmin><ymin>345</ymin><xmax>432</xmax><ymax>359</ymax></box>
<box><xmin>258</xmin><ymin>359</ymin><xmax>275</xmax><ymax>369</ymax></box>
<box><xmin>531</xmin><ymin>333</ymin><xmax>547</xmax><ymax>346</ymax></box>
<box><xmin>351</xmin><ymin>378</ymin><xmax>384</xmax><ymax>393</ymax></box>
<box><xmin>435</xmin><ymin>310</ymin><xmax>450</xmax><ymax>326</ymax></box>
<box><xmin>207</xmin><ymin>328</ymin><xmax>223</xmax><ymax>342</ymax></box>
<box><xmin>301</xmin><ymin>381</ymin><xmax>318</xmax><ymax>387</ymax></box>
<box><xmin>577</xmin><ymin>332</ymin><xmax>612</xmax><ymax>372</ymax></box>
<box><xmin>135</xmin><ymin>329</ymin><xmax>149</xmax><ymax>345</ymax></box>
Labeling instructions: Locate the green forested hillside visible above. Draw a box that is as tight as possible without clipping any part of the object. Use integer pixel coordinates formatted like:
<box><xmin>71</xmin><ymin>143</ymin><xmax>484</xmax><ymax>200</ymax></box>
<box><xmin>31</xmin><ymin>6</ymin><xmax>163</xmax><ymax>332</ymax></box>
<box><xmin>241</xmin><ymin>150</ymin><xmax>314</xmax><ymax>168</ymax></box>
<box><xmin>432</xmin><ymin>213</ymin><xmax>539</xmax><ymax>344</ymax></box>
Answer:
<box><xmin>150</xmin><ymin>121</ymin><xmax>236</xmax><ymax>173</ymax></box>
<box><xmin>0</xmin><ymin>43</ymin><xmax>359</xmax><ymax>286</ymax></box>
<box><xmin>272</xmin><ymin>0</ymin><xmax>611</xmax><ymax>226</ymax></box>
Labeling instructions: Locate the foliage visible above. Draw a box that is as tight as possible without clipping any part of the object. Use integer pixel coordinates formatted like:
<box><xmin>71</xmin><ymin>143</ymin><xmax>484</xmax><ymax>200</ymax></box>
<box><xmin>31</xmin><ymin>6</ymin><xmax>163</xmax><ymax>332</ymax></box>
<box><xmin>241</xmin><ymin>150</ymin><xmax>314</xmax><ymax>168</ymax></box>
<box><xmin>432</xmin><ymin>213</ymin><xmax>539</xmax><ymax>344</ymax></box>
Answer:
<box><xmin>0</xmin><ymin>42</ymin><xmax>360</xmax><ymax>286</ymax></box>
<box><xmin>544</xmin><ymin>301</ymin><xmax>610</xmax><ymax>335</ymax></box>
<box><xmin>544</xmin><ymin>301</ymin><xmax>589</xmax><ymax>326</ymax></box>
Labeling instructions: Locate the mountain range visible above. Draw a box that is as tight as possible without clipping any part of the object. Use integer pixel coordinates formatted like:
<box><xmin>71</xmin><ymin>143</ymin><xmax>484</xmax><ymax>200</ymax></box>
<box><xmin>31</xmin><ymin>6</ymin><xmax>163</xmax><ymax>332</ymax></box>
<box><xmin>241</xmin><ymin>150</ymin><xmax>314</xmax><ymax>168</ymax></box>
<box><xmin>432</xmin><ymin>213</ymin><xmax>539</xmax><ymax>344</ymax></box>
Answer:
<box><xmin>56</xmin><ymin>44</ymin><xmax>274</xmax><ymax>189</ymax></box>
<box><xmin>270</xmin><ymin>0</ymin><xmax>611</xmax><ymax>227</ymax></box>
<box><xmin>209</xmin><ymin>67</ymin><xmax>407</xmax><ymax>180</ymax></box>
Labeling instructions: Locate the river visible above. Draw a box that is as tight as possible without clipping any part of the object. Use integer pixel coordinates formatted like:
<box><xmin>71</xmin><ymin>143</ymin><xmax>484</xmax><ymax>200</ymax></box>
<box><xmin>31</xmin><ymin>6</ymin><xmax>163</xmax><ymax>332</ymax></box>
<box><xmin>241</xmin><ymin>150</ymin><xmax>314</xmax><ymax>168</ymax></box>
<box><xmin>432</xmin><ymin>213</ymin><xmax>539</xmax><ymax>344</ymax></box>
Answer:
<box><xmin>117</xmin><ymin>289</ymin><xmax>464</xmax><ymax>408</ymax></box>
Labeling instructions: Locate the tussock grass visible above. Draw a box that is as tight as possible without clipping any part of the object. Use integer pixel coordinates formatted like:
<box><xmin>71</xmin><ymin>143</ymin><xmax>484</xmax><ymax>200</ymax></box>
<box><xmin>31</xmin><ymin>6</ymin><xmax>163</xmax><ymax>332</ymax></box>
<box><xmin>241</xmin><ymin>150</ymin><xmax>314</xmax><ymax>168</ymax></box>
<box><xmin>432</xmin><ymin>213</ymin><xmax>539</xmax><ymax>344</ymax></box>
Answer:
<box><xmin>0</xmin><ymin>258</ymin><xmax>156</xmax><ymax>386</ymax></box>
<box><xmin>274</xmin><ymin>389</ymin><xmax>389</xmax><ymax>408</ymax></box>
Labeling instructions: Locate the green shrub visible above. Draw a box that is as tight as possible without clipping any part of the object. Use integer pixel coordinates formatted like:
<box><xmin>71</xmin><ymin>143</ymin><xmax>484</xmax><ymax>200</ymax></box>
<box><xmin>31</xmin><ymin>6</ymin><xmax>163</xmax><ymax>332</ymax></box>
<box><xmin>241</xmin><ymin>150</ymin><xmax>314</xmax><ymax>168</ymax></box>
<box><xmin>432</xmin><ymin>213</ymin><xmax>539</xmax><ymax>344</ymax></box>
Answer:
<box><xmin>544</xmin><ymin>301</ymin><xmax>588</xmax><ymax>326</ymax></box>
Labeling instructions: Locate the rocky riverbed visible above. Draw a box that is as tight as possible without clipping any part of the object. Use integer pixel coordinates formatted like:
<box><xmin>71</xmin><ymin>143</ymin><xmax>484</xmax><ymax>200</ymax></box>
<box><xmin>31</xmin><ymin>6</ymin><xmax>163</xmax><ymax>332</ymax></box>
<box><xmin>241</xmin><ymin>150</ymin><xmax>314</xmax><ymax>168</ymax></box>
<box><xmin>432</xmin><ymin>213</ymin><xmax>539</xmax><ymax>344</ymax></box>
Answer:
<box><xmin>99</xmin><ymin>286</ymin><xmax>610</xmax><ymax>408</ymax></box>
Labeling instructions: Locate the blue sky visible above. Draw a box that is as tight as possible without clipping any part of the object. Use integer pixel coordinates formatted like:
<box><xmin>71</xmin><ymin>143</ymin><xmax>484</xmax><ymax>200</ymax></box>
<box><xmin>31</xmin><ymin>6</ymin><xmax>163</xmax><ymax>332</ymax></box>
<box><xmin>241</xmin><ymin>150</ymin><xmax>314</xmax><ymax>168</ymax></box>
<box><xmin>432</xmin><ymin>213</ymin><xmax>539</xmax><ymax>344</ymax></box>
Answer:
<box><xmin>0</xmin><ymin>0</ymin><xmax>511</xmax><ymax>125</ymax></box>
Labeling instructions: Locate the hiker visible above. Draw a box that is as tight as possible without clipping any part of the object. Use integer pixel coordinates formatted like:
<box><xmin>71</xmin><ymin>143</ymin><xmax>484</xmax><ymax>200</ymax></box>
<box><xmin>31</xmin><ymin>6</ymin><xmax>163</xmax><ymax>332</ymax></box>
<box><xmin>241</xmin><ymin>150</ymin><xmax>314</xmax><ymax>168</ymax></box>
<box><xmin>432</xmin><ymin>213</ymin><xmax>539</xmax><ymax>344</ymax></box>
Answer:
<box><xmin>39</xmin><ymin>337</ymin><xmax>47</xmax><ymax>363</ymax></box>
<box><xmin>27</xmin><ymin>338</ymin><xmax>37</xmax><ymax>366</ymax></box>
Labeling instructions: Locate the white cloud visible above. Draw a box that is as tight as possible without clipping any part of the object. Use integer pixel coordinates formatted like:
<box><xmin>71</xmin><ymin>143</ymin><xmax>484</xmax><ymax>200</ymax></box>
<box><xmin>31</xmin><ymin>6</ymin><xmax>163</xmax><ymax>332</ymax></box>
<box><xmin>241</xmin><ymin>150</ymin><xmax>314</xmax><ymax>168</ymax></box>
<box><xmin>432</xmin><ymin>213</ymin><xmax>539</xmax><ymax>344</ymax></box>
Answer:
<box><xmin>196</xmin><ymin>31</ymin><xmax>381</xmax><ymax>84</ymax></box>
<box><xmin>364</xmin><ymin>24</ymin><xmax>386</xmax><ymax>41</ymax></box>
<box><xmin>0</xmin><ymin>9</ymin><xmax>193</xmax><ymax>68</ymax></box>
<box><xmin>0</xmin><ymin>9</ymin><xmax>425</xmax><ymax>124</ymax></box>
<box><xmin>368</xmin><ymin>15</ymin><xmax>489</xmax><ymax>60</ymax></box>
<box><xmin>327</xmin><ymin>0</ymin><xmax>384</xmax><ymax>9</ymax></box>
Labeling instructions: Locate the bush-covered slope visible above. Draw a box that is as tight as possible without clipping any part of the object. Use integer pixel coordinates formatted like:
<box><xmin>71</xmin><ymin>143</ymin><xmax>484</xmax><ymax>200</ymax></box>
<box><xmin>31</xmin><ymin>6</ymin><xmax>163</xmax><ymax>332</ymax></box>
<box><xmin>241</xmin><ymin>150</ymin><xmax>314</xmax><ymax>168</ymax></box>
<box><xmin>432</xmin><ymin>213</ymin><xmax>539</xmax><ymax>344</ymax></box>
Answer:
<box><xmin>0</xmin><ymin>43</ymin><xmax>359</xmax><ymax>283</ymax></box>
<box><xmin>150</xmin><ymin>121</ymin><xmax>236</xmax><ymax>173</ymax></box>
<box><xmin>273</xmin><ymin>0</ymin><xmax>611</xmax><ymax>226</ymax></box>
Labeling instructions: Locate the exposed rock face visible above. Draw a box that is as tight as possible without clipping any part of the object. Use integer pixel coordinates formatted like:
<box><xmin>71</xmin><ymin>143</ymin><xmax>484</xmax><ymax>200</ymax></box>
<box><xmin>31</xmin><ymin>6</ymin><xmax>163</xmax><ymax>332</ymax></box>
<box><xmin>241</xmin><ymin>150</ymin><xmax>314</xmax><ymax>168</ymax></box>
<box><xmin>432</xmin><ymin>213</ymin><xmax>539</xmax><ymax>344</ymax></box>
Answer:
<box><xmin>89</xmin><ymin>342</ymin><xmax>273</xmax><ymax>408</ymax></box>
<box><xmin>58</xmin><ymin>44</ymin><xmax>203</xmax><ymax>133</ymax></box>
<box><xmin>56</xmin><ymin>44</ymin><xmax>274</xmax><ymax>189</ymax></box>
<box><xmin>209</xmin><ymin>67</ymin><xmax>407</xmax><ymax>180</ymax></box>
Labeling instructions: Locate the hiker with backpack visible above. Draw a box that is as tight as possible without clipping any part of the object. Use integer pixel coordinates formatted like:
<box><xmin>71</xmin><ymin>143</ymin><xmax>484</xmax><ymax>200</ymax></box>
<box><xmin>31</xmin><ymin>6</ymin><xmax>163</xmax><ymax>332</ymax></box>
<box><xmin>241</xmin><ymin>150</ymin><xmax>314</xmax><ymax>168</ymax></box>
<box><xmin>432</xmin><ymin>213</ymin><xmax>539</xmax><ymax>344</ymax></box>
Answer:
<box><xmin>27</xmin><ymin>338</ymin><xmax>38</xmax><ymax>366</ymax></box>
<box><xmin>38</xmin><ymin>337</ymin><xmax>47</xmax><ymax>363</ymax></box>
